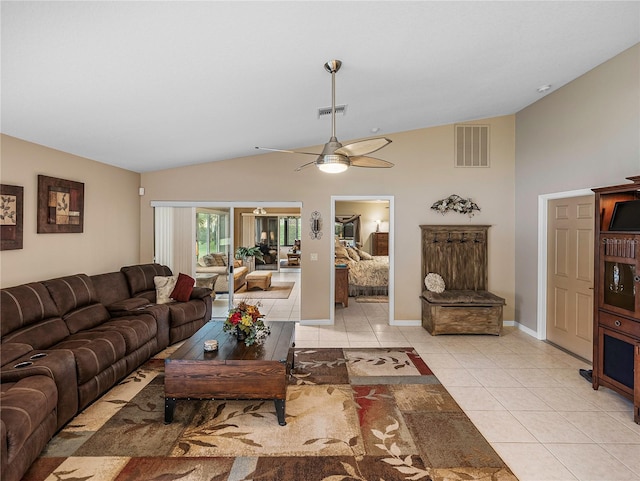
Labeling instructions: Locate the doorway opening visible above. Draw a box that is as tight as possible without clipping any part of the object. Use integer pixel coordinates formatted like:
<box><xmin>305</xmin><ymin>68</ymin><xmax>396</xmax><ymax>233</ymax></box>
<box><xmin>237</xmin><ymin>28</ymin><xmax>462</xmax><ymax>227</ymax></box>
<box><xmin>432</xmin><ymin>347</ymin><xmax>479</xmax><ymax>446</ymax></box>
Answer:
<box><xmin>331</xmin><ymin>196</ymin><xmax>394</xmax><ymax>326</ymax></box>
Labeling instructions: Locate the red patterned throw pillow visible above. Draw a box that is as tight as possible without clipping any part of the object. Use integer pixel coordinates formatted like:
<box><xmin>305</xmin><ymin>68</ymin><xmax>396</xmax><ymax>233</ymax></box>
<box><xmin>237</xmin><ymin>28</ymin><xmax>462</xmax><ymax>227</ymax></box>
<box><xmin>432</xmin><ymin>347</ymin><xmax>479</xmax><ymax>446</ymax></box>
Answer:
<box><xmin>170</xmin><ymin>273</ymin><xmax>195</xmax><ymax>302</ymax></box>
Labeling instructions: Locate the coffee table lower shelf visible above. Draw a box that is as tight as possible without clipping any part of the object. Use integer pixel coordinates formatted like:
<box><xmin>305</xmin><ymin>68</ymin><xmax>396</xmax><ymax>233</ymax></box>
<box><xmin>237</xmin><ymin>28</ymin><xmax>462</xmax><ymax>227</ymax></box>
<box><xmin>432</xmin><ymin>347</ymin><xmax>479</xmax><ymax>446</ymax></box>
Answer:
<box><xmin>164</xmin><ymin>321</ymin><xmax>295</xmax><ymax>426</ymax></box>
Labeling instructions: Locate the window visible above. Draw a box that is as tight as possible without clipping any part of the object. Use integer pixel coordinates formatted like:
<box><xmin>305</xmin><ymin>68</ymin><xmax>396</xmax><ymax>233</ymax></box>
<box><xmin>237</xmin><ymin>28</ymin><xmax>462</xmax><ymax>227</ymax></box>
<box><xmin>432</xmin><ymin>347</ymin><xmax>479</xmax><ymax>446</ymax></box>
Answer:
<box><xmin>279</xmin><ymin>216</ymin><xmax>301</xmax><ymax>246</ymax></box>
<box><xmin>255</xmin><ymin>216</ymin><xmax>278</xmax><ymax>246</ymax></box>
<box><xmin>196</xmin><ymin>211</ymin><xmax>228</xmax><ymax>257</ymax></box>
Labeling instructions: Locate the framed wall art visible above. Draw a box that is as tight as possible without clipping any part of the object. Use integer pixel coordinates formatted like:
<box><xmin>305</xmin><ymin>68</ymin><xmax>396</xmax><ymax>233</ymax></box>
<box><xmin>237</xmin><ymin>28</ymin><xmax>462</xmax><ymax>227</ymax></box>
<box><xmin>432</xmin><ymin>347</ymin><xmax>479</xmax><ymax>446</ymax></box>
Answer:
<box><xmin>37</xmin><ymin>175</ymin><xmax>84</xmax><ymax>233</ymax></box>
<box><xmin>1</xmin><ymin>184</ymin><xmax>24</xmax><ymax>250</ymax></box>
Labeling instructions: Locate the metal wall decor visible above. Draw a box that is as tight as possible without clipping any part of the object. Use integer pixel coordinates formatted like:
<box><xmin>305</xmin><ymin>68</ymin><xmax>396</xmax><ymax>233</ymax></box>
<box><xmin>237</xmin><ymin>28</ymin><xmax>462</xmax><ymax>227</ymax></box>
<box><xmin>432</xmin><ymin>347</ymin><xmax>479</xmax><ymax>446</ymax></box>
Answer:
<box><xmin>309</xmin><ymin>211</ymin><xmax>322</xmax><ymax>239</ymax></box>
<box><xmin>431</xmin><ymin>194</ymin><xmax>480</xmax><ymax>217</ymax></box>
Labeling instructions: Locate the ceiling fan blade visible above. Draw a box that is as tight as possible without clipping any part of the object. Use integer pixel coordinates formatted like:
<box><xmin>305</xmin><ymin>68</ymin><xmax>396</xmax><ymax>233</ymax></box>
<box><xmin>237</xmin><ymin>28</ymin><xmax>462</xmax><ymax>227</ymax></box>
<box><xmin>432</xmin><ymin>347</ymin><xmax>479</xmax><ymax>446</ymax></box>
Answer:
<box><xmin>255</xmin><ymin>146</ymin><xmax>319</xmax><ymax>156</ymax></box>
<box><xmin>335</xmin><ymin>137</ymin><xmax>392</xmax><ymax>157</ymax></box>
<box><xmin>350</xmin><ymin>156</ymin><xmax>394</xmax><ymax>168</ymax></box>
<box><xmin>295</xmin><ymin>160</ymin><xmax>319</xmax><ymax>172</ymax></box>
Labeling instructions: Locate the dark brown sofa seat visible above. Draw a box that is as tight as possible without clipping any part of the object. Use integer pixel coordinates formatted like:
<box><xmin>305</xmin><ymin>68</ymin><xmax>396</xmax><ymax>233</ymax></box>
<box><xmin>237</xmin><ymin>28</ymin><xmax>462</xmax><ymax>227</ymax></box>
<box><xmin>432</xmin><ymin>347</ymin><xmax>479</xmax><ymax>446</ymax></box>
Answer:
<box><xmin>0</xmin><ymin>374</ymin><xmax>57</xmax><ymax>481</ymax></box>
<box><xmin>42</xmin><ymin>274</ymin><xmax>159</xmax><ymax>407</ymax></box>
<box><xmin>120</xmin><ymin>263</ymin><xmax>212</xmax><ymax>344</ymax></box>
<box><xmin>91</xmin><ymin>271</ymin><xmax>171</xmax><ymax>350</ymax></box>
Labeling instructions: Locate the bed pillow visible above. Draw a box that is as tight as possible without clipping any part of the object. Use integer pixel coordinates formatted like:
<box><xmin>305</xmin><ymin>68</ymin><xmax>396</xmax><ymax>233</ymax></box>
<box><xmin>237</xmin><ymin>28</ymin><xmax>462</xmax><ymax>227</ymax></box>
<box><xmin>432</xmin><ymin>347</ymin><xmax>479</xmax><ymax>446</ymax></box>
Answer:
<box><xmin>154</xmin><ymin>275</ymin><xmax>178</xmax><ymax>304</ymax></box>
<box><xmin>345</xmin><ymin>247</ymin><xmax>359</xmax><ymax>261</ymax></box>
<box><xmin>335</xmin><ymin>245</ymin><xmax>349</xmax><ymax>259</ymax></box>
<box><xmin>424</xmin><ymin>273</ymin><xmax>446</xmax><ymax>293</ymax></box>
<box><xmin>357</xmin><ymin>248</ymin><xmax>373</xmax><ymax>260</ymax></box>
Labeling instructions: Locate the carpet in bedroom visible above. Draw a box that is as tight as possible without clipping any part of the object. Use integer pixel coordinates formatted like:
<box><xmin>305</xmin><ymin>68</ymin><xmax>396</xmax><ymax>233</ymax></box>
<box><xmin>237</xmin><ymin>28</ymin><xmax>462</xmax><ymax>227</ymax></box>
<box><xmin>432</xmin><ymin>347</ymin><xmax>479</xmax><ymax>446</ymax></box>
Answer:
<box><xmin>355</xmin><ymin>295</ymin><xmax>388</xmax><ymax>303</ymax></box>
<box><xmin>24</xmin><ymin>348</ymin><xmax>518</xmax><ymax>481</ymax></box>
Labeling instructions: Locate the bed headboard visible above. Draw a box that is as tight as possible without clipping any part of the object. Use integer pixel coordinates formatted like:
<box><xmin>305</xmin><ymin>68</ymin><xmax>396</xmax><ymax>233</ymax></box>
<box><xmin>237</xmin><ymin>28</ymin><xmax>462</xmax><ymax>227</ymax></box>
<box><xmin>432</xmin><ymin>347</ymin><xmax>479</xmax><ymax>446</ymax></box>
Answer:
<box><xmin>419</xmin><ymin>225</ymin><xmax>490</xmax><ymax>291</ymax></box>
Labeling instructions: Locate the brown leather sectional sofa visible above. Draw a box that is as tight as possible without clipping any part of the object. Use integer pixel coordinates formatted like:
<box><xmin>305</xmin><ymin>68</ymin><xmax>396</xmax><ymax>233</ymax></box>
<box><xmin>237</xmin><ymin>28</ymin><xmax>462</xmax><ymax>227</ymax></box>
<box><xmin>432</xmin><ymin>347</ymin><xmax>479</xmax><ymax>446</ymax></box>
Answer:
<box><xmin>0</xmin><ymin>263</ymin><xmax>212</xmax><ymax>481</ymax></box>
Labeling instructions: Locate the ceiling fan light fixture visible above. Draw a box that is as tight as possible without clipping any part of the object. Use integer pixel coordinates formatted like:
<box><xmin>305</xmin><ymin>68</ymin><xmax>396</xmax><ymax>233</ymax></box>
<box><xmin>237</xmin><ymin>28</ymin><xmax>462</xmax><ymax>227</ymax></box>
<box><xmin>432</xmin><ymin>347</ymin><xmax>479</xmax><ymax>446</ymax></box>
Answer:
<box><xmin>317</xmin><ymin>154</ymin><xmax>349</xmax><ymax>173</ymax></box>
<box><xmin>255</xmin><ymin>59</ymin><xmax>393</xmax><ymax>173</ymax></box>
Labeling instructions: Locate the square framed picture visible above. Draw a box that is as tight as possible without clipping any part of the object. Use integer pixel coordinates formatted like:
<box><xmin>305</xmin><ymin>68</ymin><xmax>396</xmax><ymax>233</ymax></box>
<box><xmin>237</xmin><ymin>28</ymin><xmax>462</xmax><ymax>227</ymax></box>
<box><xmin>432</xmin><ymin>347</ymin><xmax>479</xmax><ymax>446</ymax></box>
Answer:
<box><xmin>37</xmin><ymin>175</ymin><xmax>84</xmax><ymax>233</ymax></box>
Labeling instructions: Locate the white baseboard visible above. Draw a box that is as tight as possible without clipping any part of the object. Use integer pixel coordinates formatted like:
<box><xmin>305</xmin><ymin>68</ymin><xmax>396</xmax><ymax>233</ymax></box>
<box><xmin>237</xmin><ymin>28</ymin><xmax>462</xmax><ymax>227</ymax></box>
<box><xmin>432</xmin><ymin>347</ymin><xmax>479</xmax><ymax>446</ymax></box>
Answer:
<box><xmin>513</xmin><ymin>321</ymin><xmax>541</xmax><ymax>339</ymax></box>
<box><xmin>391</xmin><ymin>319</ymin><xmax>421</xmax><ymax>327</ymax></box>
<box><xmin>299</xmin><ymin>319</ymin><xmax>332</xmax><ymax>326</ymax></box>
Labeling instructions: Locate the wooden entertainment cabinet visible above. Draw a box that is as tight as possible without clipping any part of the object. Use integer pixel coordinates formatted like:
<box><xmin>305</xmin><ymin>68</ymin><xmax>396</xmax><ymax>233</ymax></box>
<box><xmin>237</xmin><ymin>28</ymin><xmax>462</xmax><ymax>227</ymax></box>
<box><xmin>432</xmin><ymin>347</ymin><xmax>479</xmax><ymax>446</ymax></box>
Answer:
<box><xmin>591</xmin><ymin>175</ymin><xmax>640</xmax><ymax>424</ymax></box>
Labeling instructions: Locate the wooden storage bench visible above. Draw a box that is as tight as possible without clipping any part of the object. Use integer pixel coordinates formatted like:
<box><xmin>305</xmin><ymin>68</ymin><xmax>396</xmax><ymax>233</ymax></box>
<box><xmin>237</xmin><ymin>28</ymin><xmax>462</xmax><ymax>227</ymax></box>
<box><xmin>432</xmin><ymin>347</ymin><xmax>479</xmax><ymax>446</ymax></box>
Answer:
<box><xmin>421</xmin><ymin>290</ymin><xmax>505</xmax><ymax>335</ymax></box>
<box><xmin>420</xmin><ymin>225</ymin><xmax>506</xmax><ymax>336</ymax></box>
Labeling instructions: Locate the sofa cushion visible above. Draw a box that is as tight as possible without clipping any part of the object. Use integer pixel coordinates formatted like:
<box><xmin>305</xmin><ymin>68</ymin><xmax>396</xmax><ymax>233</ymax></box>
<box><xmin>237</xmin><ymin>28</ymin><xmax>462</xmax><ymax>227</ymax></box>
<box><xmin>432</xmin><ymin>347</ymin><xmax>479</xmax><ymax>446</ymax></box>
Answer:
<box><xmin>1</xmin><ymin>375</ymin><xmax>58</xmax><ymax>466</ymax></box>
<box><xmin>121</xmin><ymin>264</ymin><xmax>171</xmax><ymax>296</ymax></box>
<box><xmin>200</xmin><ymin>254</ymin><xmax>215</xmax><ymax>267</ymax></box>
<box><xmin>154</xmin><ymin>276</ymin><xmax>177</xmax><ymax>304</ymax></box>
<box><xmin>170</xmin><ymin>273</ymin><xmax>195</xmax><ymax>302</ymax></box>
<box><xmin>90</xmin><ymin>271</ymin><xmax>131</xmax><ymax>307</ymax></box>
<box><xmin>52</xmin><ymin>330</ymin><xmax>127</xmax><ymax>385</ymax></box>
<box><xmin>1</xmin><ymin>283</ymin><xmax>60</xmax><ymax>337</ymax></box>
<box><xmin>42</xmin><ymin>274</ymin><xmax>99</xmax><ymax>317</ymax></box>
<box><xmin>93</xmin><ymin>314</ymin><xmax>158</xmax><ymax>353</ymax></box>
<box><xmin>62</xmin><ymin>303</ymin><xmax>111</xmax><ymax>334</ymax></box>
<box><xmin>195</xmin><ymin>265</ymin><xmax>226</xmax><ymax>275</ymax></box>
<box><xmin>202</xmin><ymin>253</ymin><xmax>227</xmax><ymax>267</ymax></box>
<box><xmin>2</xmin><ymin>318</ymin><xmax>70</xmax><ymax>351</ymax></box>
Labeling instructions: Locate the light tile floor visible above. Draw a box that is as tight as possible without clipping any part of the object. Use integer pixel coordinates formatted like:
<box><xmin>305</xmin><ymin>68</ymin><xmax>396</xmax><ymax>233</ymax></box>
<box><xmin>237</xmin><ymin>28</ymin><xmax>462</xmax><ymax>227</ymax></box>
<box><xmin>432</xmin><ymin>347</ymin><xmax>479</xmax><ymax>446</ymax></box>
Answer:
<box><xmin>215</xmin><ymin>271</ymin><xmax>640</xmax><ymax>480</ymax></box>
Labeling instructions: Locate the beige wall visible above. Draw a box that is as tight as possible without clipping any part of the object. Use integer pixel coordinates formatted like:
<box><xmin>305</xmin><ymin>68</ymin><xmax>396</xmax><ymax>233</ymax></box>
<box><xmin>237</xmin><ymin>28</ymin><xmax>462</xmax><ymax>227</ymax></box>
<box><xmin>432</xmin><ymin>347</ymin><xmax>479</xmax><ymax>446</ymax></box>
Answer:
<box><xmin>0</xmin><ymin>134</ymin><xmax>141</xmax><ymax>287</ymax></box>
<box><xmin>141</xmin><ymin>115</ymin><xmax>516</xmax><ymax>323</ymax></box>
<box><xmin>515</xmin><ymin>43</ymin><xmax>640</xmax><ymax>333</ymax></box>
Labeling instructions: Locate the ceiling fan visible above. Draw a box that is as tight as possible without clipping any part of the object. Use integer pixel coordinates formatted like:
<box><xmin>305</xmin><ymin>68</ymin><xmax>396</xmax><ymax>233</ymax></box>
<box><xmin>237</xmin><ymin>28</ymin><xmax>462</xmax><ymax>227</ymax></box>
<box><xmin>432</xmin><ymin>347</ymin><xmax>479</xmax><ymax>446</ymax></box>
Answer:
<box><xmin>256</xmin><ymin>60</ymin><xmax>394</xmax><ymax>173</ymax></box>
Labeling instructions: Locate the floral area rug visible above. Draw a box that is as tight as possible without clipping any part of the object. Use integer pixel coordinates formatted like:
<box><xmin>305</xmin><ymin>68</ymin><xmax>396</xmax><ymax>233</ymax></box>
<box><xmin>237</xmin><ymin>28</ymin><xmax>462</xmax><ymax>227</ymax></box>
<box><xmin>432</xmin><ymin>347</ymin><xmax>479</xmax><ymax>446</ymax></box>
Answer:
<box><xmin>24</xmin><ymin>348</ymin><xmax>518</xmax><ymax>481</ymax></box>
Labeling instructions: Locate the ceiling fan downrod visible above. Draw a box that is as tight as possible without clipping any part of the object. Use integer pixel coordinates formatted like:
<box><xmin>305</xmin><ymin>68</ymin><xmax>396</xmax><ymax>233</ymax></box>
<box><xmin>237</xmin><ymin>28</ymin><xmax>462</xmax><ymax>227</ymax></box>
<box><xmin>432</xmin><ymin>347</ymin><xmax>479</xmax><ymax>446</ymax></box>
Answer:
<box><xmin>324</xmin><ymin>60</ymin><xmax>342</xmax><ymax>140</ymax></box>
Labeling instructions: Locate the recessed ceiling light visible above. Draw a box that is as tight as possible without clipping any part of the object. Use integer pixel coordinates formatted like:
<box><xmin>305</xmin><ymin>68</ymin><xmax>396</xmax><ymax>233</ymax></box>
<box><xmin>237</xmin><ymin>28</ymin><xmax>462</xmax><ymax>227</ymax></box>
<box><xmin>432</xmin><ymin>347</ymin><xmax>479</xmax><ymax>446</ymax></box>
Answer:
<box><xmin>371</xmin><ymin>127</ymin><xmax>380</xmax><ymax>133</ymax></box>
<box><xmin>537</xmin><ymin>84</ymin><xmax>552</xmax><ymax>93</ymax></box>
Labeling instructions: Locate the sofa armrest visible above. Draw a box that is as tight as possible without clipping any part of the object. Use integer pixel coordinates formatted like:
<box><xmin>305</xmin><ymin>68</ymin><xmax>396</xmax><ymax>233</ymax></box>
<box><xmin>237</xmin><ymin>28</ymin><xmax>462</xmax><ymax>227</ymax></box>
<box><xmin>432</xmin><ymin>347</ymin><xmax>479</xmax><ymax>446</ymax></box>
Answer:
<box><xmin>0</xmin><ymin>343</ymin><xmax>34</xmax><ymax>368</ymax></box>
<box><xmin>1</xmin><ymin>349</ymin><xmax>79</xmax><ymax>429</ymax></box>
<box><xmin>0</xmin><ymin>360</ymin><xmax>57</xmax><ymax>384</ymax></box>
<box><xmin>106</xmin><ymin>298</ymin><xmax>151</xmax><ymax>313</ymax></box>
<box><xmin>190</xmin><ymin>287</ymin><xmax>213</xmax><ymax>300</ymax></box>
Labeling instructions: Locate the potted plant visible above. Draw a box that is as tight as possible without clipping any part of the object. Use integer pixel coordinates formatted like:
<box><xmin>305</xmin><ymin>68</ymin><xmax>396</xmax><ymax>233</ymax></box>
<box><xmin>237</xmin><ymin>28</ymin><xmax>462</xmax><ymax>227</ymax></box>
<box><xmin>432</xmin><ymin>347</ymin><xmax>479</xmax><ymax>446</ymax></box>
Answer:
<box><xmin>235</xmin><ymin>246</ymin><xmax>265</xmax><ymax>270</ymax></box>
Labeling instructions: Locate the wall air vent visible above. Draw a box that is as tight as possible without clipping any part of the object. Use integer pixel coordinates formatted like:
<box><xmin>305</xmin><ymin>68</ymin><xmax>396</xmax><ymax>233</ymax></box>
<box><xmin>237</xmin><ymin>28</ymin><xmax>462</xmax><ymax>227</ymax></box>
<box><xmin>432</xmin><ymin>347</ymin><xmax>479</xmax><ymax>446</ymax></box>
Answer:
<box><xmin>455</xmin><ymin>124</ymin><xmax>490</xmax><ymax>167</ymax></box>
<box><xmin>318</xmin><ymin>104</ymin><xmax>347</xmax><ymax>118</ymax></box>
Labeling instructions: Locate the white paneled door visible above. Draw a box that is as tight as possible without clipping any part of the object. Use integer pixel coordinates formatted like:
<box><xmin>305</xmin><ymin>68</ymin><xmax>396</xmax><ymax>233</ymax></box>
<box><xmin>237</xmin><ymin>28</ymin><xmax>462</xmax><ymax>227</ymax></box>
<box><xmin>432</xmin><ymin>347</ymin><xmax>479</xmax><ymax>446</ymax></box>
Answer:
<box><xmin>546</xmin><ymin>195</ymin><xmax>595</xmax><ymax>361</ymax></box>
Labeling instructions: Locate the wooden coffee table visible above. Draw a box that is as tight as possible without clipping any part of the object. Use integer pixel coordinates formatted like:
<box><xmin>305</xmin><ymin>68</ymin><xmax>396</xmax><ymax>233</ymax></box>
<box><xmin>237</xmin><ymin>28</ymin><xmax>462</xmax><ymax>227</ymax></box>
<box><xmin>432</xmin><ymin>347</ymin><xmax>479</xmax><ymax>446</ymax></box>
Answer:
<box><xmin>164</xmin><ymin>320</ymin><xmax>295</xmax><ymax>426</ymax></box>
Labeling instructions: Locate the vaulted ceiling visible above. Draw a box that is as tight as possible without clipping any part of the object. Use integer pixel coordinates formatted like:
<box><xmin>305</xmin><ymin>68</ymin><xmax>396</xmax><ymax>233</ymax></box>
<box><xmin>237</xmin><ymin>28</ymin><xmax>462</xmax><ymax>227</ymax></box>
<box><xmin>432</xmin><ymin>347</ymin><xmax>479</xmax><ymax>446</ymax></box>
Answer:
<box><xmin>2</xmin><ymin>1</ymin><xmax>639</xmax><ymax>173</ymax></box>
